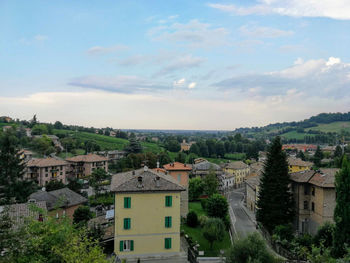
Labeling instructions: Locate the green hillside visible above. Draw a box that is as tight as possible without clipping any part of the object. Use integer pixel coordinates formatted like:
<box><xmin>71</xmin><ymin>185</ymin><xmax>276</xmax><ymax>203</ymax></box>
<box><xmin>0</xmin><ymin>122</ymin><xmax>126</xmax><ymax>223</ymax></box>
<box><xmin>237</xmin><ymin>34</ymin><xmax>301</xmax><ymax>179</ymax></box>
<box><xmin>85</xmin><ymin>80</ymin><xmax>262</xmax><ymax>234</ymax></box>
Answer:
<box><xmin>306</xmin><ymin>121</ymin><xmax>350</xmax><ymax>133</ymax></box>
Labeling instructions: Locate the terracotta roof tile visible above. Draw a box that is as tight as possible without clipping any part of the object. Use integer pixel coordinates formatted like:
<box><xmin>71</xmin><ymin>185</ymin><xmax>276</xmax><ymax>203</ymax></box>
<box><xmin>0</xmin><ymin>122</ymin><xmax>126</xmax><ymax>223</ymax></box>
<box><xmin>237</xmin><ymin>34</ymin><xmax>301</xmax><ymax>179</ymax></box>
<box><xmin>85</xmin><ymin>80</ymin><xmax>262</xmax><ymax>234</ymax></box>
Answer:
<box><xmin>66</xmin><ymin>153</ymin><xmax>108</xmax><ymax>163</ymax></box>
<box><xmin>163</xmin><ymin>162</ymin><xmax>192</xmax><ymax>171</ymax></box>
<box><xmin>287</xmin><ymin>157</ymin><xmax>313</xmax><ymax>167</ymax></box>
<box><xmin>27</xmin><ymin>158</ymin><xmax>67</xmax><ymax>167</ymax></box>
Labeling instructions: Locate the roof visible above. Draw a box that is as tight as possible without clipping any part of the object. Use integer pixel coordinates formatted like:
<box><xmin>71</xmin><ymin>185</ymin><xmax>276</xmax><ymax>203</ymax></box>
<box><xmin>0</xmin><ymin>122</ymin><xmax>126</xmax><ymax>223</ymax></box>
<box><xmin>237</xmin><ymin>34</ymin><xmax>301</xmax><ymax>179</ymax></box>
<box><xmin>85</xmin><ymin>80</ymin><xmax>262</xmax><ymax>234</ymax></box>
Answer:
<box><xmin>0</xmin><ymin>201</ymin><xmax>47</xmax><ymax>229</ymax></box>
<box><xmin>152</xmin><ymin>167</ymin><xmax>166</xmax><ymax>174</ymax></box>
<box><xmin>111</xmin><ymin>167</ymin><xmax>185</xmax><ymax>193</ymax></box>
<box><xmin>250</xmin><ymin>162</ymin><xmax>264</xmax><ymax>176</ymax></box>
<box><xmin>66</xmin><ymin>153</ymin><xmax>108</xmax><ymax>163</ymax></box>
<box><xmin>29</xmin><ymin>188</ymin><xmax>87</xmax><ymax>210</ymax></box>
<box><xmin>27</xmin><ymin>157</ymin><xmax>67</xmax><ymax>167</ymax></box>
<box><xmin>287</xmin><ymin>157</ymin><xmax>313</xmax><ymax>167</ymax></box>
<box><xmin>193</xmin><ymin>161</ymin><xmax>221</xmax><ymax>171</ymax></box>
<box><xmin>163</xmin><ymin>162</ymin><xmax>192</xmax><ymax>171</ymax></box>
<box><xmin>224</xmin><ymin>161</ymin><xmax>249</xmax><ymax>170</ymax></box>
<box><xmin>309</xmin><ymin>168</ymin><xmax>339</xmax><ymax>188</ymax></box>
<box><xmin>245</xmin><ymin>175</ymin><xmax>261</xmax><ymax>189</ymax></box>
<box><xmin>290</xmin><ymin>170</ymin><xmax>315</xmax><ymax>183</ymax></box>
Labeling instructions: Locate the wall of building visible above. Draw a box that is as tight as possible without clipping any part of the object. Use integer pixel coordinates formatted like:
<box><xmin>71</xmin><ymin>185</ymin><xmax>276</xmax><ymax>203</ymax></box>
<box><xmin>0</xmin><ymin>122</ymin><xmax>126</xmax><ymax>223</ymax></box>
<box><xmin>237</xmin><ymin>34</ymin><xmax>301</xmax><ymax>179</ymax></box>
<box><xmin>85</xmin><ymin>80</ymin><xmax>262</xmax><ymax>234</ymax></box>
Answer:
<box><xmin>114</xmin><ymin>192</ymin><xmax>181</xmax><ymax>258</ymax></box>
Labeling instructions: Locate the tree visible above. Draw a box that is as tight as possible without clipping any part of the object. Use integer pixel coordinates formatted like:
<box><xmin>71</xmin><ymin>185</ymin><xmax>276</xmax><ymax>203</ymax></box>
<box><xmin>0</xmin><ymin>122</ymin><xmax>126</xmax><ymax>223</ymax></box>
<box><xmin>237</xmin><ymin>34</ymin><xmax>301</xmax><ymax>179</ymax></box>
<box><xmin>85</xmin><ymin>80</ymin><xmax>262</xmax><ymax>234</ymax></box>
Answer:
<box><xmin>73</xmin><ymin>206</ymin><xmax>93</xmax><ymax>225</ymax></box>
<box><xmin>3</xmin><ymin>210</ymin><xmax>108</xmax><ymax>263</ymax></box>
<box><xmin>89</xmin><ymin>168</ymin><xmax>109</xmax><ymax>196</ymax></box>
<box><xmin>165</xmin><ymin>139</ymin><xmax>180</xmax><ymax>152</ymax></box>
<box><xmin>313</xmin><ymin>146</ymin><xmax>324</xmax><ymax>167</ymax></box>
<box><xmin>45</xmin><ymin>180</ymin><xmax>65</xmax><ymax>191</ymax></box>
<box><xmin>67</xmin><ymin>178</ymin><xmax>83</xmax><ymax>193</ymax></box>
<box><xmin>125</xmin><ymin>138</ymin><xmax>142</xmax><ymax>154</ymax></box>
<box><xmin>189</xmin><ymin>143</ymin><xmax>200</xmax><ymax>155</ymax></box>
<box><xmin>226</xmin><ymin>232</ymin><xmax>277</xmax><ymax>263</ymax></box>
<box><xmin>202</xmin><ymin>170</ymin><xmax>218</xmax><ymax>197</ymax></box>
<box><xmin>203</xmin><ymin>218</ymin><xmax>225</xmax><ymax>249</ymax></box>
<box><xmin>53</xmin><ymin>121</ymin><xmax>63</xmax><ymax>129</ymax></box>
<box><xmin>256</xmin><ymin>136</ymin><xmax>294</xmax><ymax>233</ymax></box>
<box><xmin>313</xmin><ymin>222</ymin><xmax>334</xmax><ymax>248</ymax></box>
<box><xmin>186</xmin><ymin>211</ymin><xmax>198</xmax><ymax>227</ymax></box>
<box><xmin>158</xmin><ymin>152</ymin><xmax>172</xmax><ymax>166</ymax></box>
<box><xmin>297</xmin><ymin>150</ymin><xmax>306</xmax><ymax>161</ymax></box>
<box><xmin>31</xmin><ymin>124</ymin><xmax>49</xmax><ymax>135</ymax></box>
<box><xmin>31</xmin><ymin>135</ymin><xmax>55</xmax><ymax>156</ymax></box>
<box><xmin>175</xmin><ymin>152</ymin><xmax>187</xmax><ymax>163</ymax></box>
<box><xmin>246</xmin><ymin>144</ymin><xmax>259</xmax><ymax>160</ymax></box>
<box><xmin>215</xmin><ymin>142</ymin><xmax>225</xmax><ymax>158</ymax></box>
<box><xmin>206</xmin><ymin>194</ymin><xmax>228</xmax><ymax>219</ymax></box>
<box><xmin>334</xmin><ymin>145</ymin><xmax>343</xmax><ymax>159</ymax></box>
<box><xmin>0</xmin><ymin>130</ymin><xmax>37</xmax><ymax>204</ymax></box>
<box><xmin>199</xmin><ymin>142</ymin><xmax>209</xmax><ymax>157</ymax></box>
<box><xmin>189</xmin><ymin>177</ymin><xmax>204</xmax><ymax>201</ymax></box>
<box><xmin>332</xmin><ymin>157</ymin><xmax>350</xmax><ymax>258</ymax></box>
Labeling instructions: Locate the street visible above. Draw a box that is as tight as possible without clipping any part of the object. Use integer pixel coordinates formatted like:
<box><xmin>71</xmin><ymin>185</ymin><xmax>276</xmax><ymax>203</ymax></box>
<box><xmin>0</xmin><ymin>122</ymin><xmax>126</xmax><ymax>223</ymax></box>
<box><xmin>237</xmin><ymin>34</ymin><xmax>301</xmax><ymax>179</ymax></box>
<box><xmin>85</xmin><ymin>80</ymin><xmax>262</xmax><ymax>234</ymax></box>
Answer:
<box><xmin>228</xmin><ymin>188</ymin><xmax>257</xmax><ymax>239</ymax></box>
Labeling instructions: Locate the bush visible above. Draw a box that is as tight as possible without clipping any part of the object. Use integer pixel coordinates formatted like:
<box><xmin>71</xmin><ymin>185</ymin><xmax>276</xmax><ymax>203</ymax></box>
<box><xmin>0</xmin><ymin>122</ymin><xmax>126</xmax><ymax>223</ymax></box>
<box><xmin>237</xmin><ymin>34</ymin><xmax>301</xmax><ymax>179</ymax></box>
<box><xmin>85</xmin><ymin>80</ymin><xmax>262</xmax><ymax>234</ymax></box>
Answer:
<box><xmin>203</xmin><ymin>218</ymin><xmax>225</xmax><ymax>249</ymax></box>
<box><xmin>313</xmin><ymin>222</ymin><xmax>334</xmax><ymax>248</ymax></box>
<box><xmin>273</xmin><ymin>224</ymin><xmax>294</xmax><ymax>242</ymax></box>
<box><xmin>206</xmin><ymin>194</ymin><xmax>228</xmax><ymax>219</ymax></box>
<box><xmin>200</xmin><ymin>198</ymin><xmax>207</xmax><ymax>210</ymax></box>
<box><xmin>198</xmin><ymin>215</ymin><xmax>208</xmax><ymax>227</ymax></box>
<box><xmin>186</xmin><ymin>211</ymin><xmax>198</xmax><ymax>227</ymax></box>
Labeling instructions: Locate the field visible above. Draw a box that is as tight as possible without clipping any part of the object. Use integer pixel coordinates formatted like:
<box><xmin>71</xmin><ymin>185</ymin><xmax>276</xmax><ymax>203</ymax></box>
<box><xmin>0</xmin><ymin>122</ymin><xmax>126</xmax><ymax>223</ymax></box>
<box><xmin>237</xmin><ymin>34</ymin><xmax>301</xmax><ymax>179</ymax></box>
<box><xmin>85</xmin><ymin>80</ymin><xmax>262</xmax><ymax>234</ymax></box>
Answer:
<box><xmin>182</xmin><ymin>202</ymin><xmax>231</xmax><ymax>257</ymax></box>
<box><xmin>224</xmin><ymin>153</ymin><xmax>246</xmax><ymax>160</ymax></box>
<box><xmin>306</xmin><ymin>121</ymin><xmax>350</xmax><ymax>133</ymax></box>
<box><xmin>280</xmin><ymin>130</ymin><xmax>315</xmax><ymax>140</ymax></box>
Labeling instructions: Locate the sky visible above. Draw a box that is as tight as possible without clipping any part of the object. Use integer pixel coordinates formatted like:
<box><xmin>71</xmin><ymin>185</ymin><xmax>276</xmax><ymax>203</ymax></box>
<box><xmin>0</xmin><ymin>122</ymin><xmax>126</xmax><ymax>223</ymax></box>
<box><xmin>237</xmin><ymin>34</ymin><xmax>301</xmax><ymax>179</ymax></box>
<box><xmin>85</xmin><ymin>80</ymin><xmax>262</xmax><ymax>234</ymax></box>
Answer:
<box><xmin>1</xmin><ymin>0</ymin><xmax>350</xmax><ymax>130</ymax></box>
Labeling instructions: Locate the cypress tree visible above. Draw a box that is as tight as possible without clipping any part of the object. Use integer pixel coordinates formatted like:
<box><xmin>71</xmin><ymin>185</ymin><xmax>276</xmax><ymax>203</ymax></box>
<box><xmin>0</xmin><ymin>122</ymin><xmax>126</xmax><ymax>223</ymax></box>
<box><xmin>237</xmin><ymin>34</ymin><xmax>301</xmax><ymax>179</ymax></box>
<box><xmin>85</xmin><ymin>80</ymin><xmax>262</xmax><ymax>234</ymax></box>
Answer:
<box><xmin>0</xmin><ymin>130</ymin><xmax>36</xmax><ymax>204</ymax></box>
<box><xmin>332</xmin><ymin>157</ymin><xmax>350</xmax><ymax>258</ymax></box>
<box><xmin>313</xmin><ymin>146</ymin><xmax>323</xmax><ymax>167</ymax></box>
<box><xmin>256</xmin><ymin>136</ymin><xmax>294</xmax><ymax>233</ymax></box>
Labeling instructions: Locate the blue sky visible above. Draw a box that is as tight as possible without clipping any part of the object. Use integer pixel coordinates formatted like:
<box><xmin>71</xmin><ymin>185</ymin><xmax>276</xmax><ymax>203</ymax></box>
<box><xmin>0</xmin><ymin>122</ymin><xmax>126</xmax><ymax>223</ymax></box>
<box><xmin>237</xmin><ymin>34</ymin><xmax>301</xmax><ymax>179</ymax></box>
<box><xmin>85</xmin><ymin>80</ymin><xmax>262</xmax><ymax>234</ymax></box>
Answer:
<box><xmin>1</xmin><ymin>0</ymin><xmax>350</xmax><ymax>129</ymax></box>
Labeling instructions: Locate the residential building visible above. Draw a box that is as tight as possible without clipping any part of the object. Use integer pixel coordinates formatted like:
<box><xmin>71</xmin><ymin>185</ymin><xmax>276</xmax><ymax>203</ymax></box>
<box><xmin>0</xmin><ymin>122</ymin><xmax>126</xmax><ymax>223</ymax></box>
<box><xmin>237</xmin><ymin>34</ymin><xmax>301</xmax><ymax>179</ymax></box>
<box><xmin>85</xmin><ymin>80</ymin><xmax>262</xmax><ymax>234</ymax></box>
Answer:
<box><xmin>26</xmin><ymin>158</ymin><xmax>68</xmax><ymax>186</ymax></box>
<box><xmin>220</xmin><ymin>173</ymin><xmax>235</xmax><ymax>191</ymax></box>
<box><xmin>222</xmin><ymin>161</ymin><xmax>250</xmax><ymax>188</ymax></box>
<box><xmin>180</xmin><ymin>139</ymin><xmax>193</xmax><ymax>152</ymax></box>
<box><xmin>111</xmin><ymin>167</ymin><xmax>186</xmax><ymax>262</ymax></box>
<box><xmin>245</xmin><ymin>162</ymin><xmax>263</xmax><ymax>213</ymax></box>
<box><xmin>95</xmin><ymin>150</ymin><xmax>126</xmax><ymax>162</ymax></box>
<box><xmin>28</xmin><ymin>187</ymin><xmax>87</xmax><ymax>220</ymax></box>
<box><xmin>282</xmin><ymin>144</ymin><xmax>318</xmax><ymax>152</ymax></box>
<box><xmin>163</xmin><ymin>162</ymin><xmax>192</xmax><ymax>217</ymax></box>
<box><xmin>287</xmin><ymin>157</ymin><xmax>313</xmax><ymax>173</ymax></box>
<box><xmin>0</xmin><ymin>201</ymin><xmax>47</xmax><ymax>229</ymax></box>
<box><xmin>66</xmin><ymin>153</ymin><xmax>108</xmax><ymax>178</ymax></box>
<box><xmin>290</xmin><ymin>168</ymin><xmax>338</xmax><ymax>235</ymax></box>
<box><xmin>191</xmin><ymin>160</ymin><xmax>222</xmax><ymax>178</ymax></box>
<box><xmin>19</xmin><ymin>149</ymin><xmax>33</xmax><ymax>161</ymax></box>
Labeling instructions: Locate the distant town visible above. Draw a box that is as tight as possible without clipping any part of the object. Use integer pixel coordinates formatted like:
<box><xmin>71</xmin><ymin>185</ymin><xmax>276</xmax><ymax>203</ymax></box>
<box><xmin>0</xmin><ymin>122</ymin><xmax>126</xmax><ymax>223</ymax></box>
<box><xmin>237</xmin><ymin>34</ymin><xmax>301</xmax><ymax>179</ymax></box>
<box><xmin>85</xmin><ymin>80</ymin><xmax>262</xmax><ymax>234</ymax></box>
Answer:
<box><xmin>0</xmin><ymin>112</ymin><xmax>350</xmax><ymax>262</ymax></box>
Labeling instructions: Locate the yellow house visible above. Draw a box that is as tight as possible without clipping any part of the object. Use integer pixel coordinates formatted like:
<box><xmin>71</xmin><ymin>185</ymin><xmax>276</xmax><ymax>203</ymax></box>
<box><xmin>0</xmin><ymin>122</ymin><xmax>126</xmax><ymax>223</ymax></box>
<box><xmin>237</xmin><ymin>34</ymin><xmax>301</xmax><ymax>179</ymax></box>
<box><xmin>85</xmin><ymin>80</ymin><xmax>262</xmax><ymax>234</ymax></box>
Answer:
<box><xmin>287</xmin><ymin>157</ymin><xmax>313</xmax><ymax>173</ymax></box>
<box><xmin>111</xmin><ymin>167</ymin><xmax>186</xmax><ymax>262</ymax></box>
<box><xmin>223</xmin><ymin>161</ymin><xmax>250</xmax><ymax>188</ymax></box>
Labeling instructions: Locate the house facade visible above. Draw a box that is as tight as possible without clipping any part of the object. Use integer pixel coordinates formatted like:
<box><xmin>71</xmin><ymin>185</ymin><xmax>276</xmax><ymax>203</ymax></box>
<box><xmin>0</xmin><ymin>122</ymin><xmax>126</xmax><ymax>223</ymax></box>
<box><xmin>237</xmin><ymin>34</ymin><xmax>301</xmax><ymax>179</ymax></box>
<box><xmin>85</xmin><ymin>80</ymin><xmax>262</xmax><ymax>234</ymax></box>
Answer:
<box><xmin>66</xmin><ymin>153</ymin><xmax>108</xmax><ymax>178</ymax></box>
<box><xmin>25</xmin><ymin>158</ymin><xmax>68</xmax><ymax>186</ymax></box>
<box><xmin>287</xmin><ymin>157</ymin><xmax>313</xmax><ymax>173</ymax></box>
<box><xmin>222</xmin><ymin>161</ymin><xmax>250</xmax><ymax>188</ymax></box>
<box><xmin>111</xmin><ymin>167</ymin><xmax>186</xmax><ymax>262</ymax></box>
<box><xmin>163</xmin><ymin>162</ymin><xmax>192</xmax><ymax>217</ymax></box>
<box><xmin>290</xmin><ymin>168</ymin><xmax>338</xmax><ymax>235</ymax></box>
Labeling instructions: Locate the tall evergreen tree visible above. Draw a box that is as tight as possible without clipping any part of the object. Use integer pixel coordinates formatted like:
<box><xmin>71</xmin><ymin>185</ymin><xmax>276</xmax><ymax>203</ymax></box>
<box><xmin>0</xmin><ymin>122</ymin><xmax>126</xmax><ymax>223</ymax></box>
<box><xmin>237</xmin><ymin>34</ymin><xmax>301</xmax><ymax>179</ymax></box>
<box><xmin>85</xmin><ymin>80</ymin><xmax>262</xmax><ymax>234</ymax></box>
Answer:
<box><xmin>0</xmin><ymin>130</ymin><xmax>36</xmax><ymax>204</ymax></box>
<box><xmin>313</xmin><ymin>146</ymin><xmax>324</xmax><ymax>167</ymax></box>
<box><xmin>296</xmin><ymin>150</ymin><xmax>306</xmax><ymax>161</ymax></box>
<box><xmin>256</xmin><ymin>136</ymin><xmax>294</xmax><ymax>233</ymax></box>
<box><xmin>332</xmin><ymin>157</ymin><xmax>350</xmax><ymax>258</ymax></box>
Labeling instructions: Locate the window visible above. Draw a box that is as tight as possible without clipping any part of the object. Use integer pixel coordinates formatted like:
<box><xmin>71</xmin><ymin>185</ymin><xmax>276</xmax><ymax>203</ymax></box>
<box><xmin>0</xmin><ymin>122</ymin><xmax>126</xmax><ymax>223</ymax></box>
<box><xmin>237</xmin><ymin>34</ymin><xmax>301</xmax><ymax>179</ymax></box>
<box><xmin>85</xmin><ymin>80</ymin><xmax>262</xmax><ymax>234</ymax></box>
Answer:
<box><xmin>311</xmin><ymin>187</ymin><xmax>315</xmax><ymax>196</ymax></box>
<box><xmin>304</xmin><ymin>185</ymin><xmax>309</xmax><ymax>195</ymax></box>
<box><xmin>45</xmin><ymin>174</ymin><xmax>48</xmax><ymax>177</ymax></box>
<box><xmin>177</xmin><ymin>174</ymin><xmax>181</xmax><ymax>182</ymax></box>
<box><xmin>303</xmin><ymin>201</ymin><xmax>308</xmax><ymax>210</ymax></box>
<box><xmin>165</xmin><ymin>238</ymin><xmax>172</xmax><ymax>249</ymax></box>
<box><xmin>119</xmin><ymin>240</ymin><xmax>134</xmax><ymax>252</ymax></box>
<box><xmin>311</xmin><ymin>202</ymin><xmax>315</xmax><ymax>212</ymax></box>
<box><xmin>124</xmin><ymin>197</ymin><xmax>131</xmax><ymax>208</ymax></box>
<box><xmin>123</xmin><ymin>218</ymin><xmax>131</xmax><ymax>230</ymax></box>
<box><xmin>165</xmin><ymin>196</ymin><xmax>172</xmax><ymax>207</ymax></box>
<box><xmin>165</xmin><ymin>216</ymin><xmax>172</xmax><ymax>228</ymax></box>
<box><xmin>45</xmin><ymin>167</ymin><xmax>48</xmax><ymax>172</ymax></box>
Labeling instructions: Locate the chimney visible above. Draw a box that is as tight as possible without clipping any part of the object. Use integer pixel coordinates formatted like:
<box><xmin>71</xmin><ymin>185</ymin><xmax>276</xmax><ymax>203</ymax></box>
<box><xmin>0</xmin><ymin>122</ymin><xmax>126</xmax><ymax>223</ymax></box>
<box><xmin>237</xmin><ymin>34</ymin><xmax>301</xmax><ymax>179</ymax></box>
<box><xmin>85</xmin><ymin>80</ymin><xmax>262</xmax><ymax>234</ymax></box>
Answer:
<box><xmin>157</xmin><ymin>161</ymin><xmax>160</xmax><ymax>168</ymax></box>
<box><xmin>137</xmin><ymin>176</ymin><xmax>143</xmax><ymax>188</ymax></box>
<box><xmin>144</xmin><ymin>165</ymin><xmax>148</xmax><ymax>172</ymax></box>
<box><xmin>132</xmin><ymin>170</ymin><xmax>135</xmax><ymax>175</ymax></box>
<box><xmin>155</xmin><ymin>176</ymin><xmax>160</xmax><ymax>187</ymax></box>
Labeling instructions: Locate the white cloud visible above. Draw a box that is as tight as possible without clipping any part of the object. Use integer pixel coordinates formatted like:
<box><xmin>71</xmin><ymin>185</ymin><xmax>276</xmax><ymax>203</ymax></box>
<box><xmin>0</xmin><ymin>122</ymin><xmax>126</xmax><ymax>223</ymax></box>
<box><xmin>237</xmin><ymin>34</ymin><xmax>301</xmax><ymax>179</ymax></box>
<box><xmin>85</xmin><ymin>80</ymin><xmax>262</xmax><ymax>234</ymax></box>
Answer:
<box><xmin>87</xmin><ymin>45</ymin><xmax>128</xmax><ymax>55</ymax></box>
<box><xmin>148</xmin><ymin>19</ymin><xmax>230</xmax><ymax>48</ymax></box>
<box><xmin>239</xmin><ymin>25</ymin><xmax>293</xmax><ymax>38</ymax></box>
<box><xmin>173</xmin><ymin>78</ymin><xmax>186</xmax><ymax>87</ymax></box>
<box><xmin>188</xmin><ymin>82</ymin><xmax>197</xmax><ymax>89</ymax></box>
<box><xmin>19</xmin><ymin>34</ymin><xmax>48</xmax><ymax>45</ymax></box>
<box><xmin>155</xmin><ymin>54</ymin><xmax>206</xmax><ymax>76</ymax></box>
<box><xmin>208</xmin><ymin>1</ymin><xmax>350</xmax><ymax>20</ymax></box>
<box><xmin>213</xmin><ymin>57</ymin><xmax>350</xmax><ymax>98</ymax></box>
<box><xmin>68</xmin><ymin>75</ymin><xmax>169</xmax><ymax>94</ymax></box>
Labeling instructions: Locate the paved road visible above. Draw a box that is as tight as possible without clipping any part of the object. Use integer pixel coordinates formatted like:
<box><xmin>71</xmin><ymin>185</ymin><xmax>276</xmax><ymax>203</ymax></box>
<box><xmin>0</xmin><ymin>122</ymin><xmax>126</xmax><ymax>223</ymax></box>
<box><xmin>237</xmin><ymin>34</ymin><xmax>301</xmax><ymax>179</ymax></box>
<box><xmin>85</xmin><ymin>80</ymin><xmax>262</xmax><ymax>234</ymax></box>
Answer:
<box><xmin>228</xmin><ymin>189</ymin><xmax>256</xmax><ymax>239</ymax></box>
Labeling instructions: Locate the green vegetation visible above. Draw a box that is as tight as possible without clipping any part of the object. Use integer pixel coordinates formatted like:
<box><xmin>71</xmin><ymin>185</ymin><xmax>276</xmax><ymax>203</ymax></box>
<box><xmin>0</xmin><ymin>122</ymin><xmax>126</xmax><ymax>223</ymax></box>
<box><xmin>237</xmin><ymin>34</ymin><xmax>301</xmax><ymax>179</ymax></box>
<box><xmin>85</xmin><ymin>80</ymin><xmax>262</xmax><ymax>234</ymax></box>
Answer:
<box><xmin>224</xmin><ymin>153</ymin><xmax>246</xmax><ymax>160</ymax></box>
<box><xmin>182</xmin><ymin>202</ymin><xmax>231</xmax><ymax>257</ymax></box>
<box><xmin>305</xmin><ymin>121</ymin><xmax>350</xmax><ymax>133</ymax></box>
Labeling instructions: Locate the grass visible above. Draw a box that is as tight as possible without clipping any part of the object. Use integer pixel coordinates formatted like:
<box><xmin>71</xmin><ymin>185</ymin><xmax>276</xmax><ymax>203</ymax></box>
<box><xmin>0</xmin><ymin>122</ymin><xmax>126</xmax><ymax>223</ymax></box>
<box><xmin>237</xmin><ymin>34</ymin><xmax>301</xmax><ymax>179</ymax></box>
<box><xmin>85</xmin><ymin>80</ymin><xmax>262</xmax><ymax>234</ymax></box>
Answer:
<box><xmin>182</xmin><ymin>202</ymin><xmax>231</xmax><ymax>257</ymax></box>
<box><xmin>306</xmin><ymin>121</ymin><xmax>350</xmax><ymax>133</ymax></box>
<box><xmin>280</xmin><ymin>130</ymin><xmax>315</xmax><ymax>140</ymax></box>
<box><xmin>224</xmin><ymin>153</ymin><xmax>246</xmax><ymax>160</ymax></box>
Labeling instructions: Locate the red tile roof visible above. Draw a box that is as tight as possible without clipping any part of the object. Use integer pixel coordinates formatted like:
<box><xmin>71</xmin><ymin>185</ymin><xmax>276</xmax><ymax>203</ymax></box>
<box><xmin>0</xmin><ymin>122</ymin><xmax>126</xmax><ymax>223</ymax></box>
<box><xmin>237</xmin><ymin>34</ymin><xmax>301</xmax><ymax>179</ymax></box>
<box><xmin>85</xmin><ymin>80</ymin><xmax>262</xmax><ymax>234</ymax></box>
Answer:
<box><xmin>66</xmin><ymin>153</ymin><xmax>108</xmax><ymax>163</ymax></box>
<box><xmin>163</xmin><ymin>162</ymin><xmax>192</xmax><ymax>171</ymax></box>
<box><xmin>27</xmin><ymin>158</ymin><xmax>67</xmax><ymax>167</ymax></box>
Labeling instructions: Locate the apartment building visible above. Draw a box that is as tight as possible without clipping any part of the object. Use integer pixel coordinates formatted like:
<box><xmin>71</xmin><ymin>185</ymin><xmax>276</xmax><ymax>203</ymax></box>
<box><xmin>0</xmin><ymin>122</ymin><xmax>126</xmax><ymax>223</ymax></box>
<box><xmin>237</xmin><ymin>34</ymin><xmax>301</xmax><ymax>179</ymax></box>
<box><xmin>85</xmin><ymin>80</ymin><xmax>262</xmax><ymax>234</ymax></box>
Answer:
<box><xmin>111</xmin><ymin>167</ymin><xmax>186</xmax><ymax>262</ymax></box>
<box><xmin>26</xmin><ymin>158</ymin><xmax>68</xmax><ymax>186</ymax></box>
<box><xmin>222</xmin><ymin>161</ymin><xmax>250</xmax><ymax>188</ymax></box>
<box><xmin>287</xmin><ymin>157</ymin><xmax>313</xmax><ymax>173</ymax></box>
<box><xmin>66</xmin><ymin>153</ymin><xmax>108</xmax><ymax>178</ymax></box>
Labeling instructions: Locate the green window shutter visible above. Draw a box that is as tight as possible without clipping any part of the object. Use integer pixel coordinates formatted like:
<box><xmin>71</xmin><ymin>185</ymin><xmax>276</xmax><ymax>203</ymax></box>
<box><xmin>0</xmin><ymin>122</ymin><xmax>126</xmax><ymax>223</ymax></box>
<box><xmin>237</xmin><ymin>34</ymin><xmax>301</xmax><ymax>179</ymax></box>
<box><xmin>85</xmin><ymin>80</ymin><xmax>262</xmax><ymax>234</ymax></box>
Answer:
<box><xmin>165</xmin><ymin>217</ymin><xmax>168</xmax><ymax>227</ymax></box>
<box><xmin>130</xmin><ymin>240</ymin><xmax>134</xmax><ymax>251</ymax></box>
<box><xmin>165</xmin><ymin>216</ymin><xmax>172</xmax><ymax>228</ymax></box>
<box><xmin>165</xmin><ymin>196</ymin><xmax>172</xmax><ymax>207</ymax></box>
<box><xmin>169</xmin><ymin>216</ymin><xmax>172</xmax><ymax>227</ymax></box>
<box><xmin>165</xmin><ymin>238</ymin><xmax>172</xmax><ymax>249</ymax></box>
<box><xmin>120</xmin><ymin>241</ymin><xmax>124</xmax><ymax>252</ymax></box>
<box><xmin>124</xmin><ymin>197</ymin><xmax>131</xmax><ymax>208</ymax></box>
<box><xmin>124</xmin><ymin>218</ymin><xmax>131</xmax><ymax>229</ymax></box>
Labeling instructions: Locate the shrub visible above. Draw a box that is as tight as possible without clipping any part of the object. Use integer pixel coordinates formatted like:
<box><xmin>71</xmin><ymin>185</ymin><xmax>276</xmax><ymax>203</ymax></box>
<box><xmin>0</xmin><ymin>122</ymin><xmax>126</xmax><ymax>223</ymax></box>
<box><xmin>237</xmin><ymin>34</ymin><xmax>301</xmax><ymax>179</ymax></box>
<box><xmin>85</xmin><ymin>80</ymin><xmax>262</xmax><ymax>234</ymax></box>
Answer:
<box><xmin>273</xmin><ymin>224</ymin><xmax>294</xmax><ymax>242</ymax></box>
<box><xmin>186</xmin><ymin>211</ymin><xmax>198</xmax><ymax>227</ymax></box>
<box><xmin>206</xmin><ymin>194</ymin><xmax>228</xmax><ymax>219</ymax></box>
<box><xmin>203</xmin><ymin>218</ymin><xmax>225</xmax><ymax>249</ymax></box>
<box><xmin>200</xmin><ymin>198</ymin><xmax>207</xmax><ymax>210</ymax></box>
<box><xmin>313</xmin><ymin>222</ymin><xmax>334</xmax><ymax>248</ymax></box>
<box><xmin>198</xmin><ymin>215</ymin><xmax>208</xmax><ymax>227</ymax></box>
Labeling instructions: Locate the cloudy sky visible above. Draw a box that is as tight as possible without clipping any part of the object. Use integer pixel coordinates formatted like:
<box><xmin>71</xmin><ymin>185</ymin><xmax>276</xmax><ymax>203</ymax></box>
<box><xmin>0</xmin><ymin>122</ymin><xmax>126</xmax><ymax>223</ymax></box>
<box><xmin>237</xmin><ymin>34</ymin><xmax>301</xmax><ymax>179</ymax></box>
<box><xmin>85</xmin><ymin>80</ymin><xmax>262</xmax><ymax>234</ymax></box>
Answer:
<box><xmin>1</xmin><ymin>0</ymin><xmax>350</xmax><ymax>130</ymax></box>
